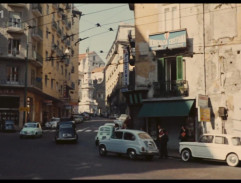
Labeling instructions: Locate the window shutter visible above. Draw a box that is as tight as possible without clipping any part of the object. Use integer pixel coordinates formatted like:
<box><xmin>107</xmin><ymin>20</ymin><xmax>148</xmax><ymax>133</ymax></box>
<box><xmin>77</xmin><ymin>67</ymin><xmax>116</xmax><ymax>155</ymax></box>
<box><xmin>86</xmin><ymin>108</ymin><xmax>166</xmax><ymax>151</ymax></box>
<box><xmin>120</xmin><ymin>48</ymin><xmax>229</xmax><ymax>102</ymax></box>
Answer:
<box><xmin>158</xmin><ymin>58</ymin><xmax>165</xmax><ymax>82</ymax></box>
<box><xmin>176</xmin><ymin>56</ymin><xmax>183</xmax><ymax>80</ymax></box>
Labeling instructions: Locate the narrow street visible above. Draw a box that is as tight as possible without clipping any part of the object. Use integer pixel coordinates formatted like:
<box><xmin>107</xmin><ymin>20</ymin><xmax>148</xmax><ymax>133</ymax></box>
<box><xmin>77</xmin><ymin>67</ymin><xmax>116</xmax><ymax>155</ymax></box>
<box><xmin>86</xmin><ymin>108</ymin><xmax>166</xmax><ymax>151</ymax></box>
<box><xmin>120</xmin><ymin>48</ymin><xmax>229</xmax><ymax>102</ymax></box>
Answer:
<box><xmin>0</xmin><ymin>117</ymin><xmax>241</xmax><ymax>180</ymax></box>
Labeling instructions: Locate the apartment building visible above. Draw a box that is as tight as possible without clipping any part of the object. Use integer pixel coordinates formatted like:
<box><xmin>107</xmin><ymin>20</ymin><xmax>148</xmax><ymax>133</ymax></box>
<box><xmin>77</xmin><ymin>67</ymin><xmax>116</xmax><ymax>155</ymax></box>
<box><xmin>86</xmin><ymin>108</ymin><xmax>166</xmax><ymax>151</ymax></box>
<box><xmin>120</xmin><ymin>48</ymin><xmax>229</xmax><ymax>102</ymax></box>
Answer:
<box><xmin>129</xmin><ymin>3</ymin><xmax>241</xmax><ymax>151</ymax></box>
<box><xmin>0</xmin><ymin>3</ymin><xmax>80</xmax><ymax>127</ymax></box>
<box><xmin>105</xmin><ymin>23</ymin><xmax>134</xmax><ymax>116</ymax></box>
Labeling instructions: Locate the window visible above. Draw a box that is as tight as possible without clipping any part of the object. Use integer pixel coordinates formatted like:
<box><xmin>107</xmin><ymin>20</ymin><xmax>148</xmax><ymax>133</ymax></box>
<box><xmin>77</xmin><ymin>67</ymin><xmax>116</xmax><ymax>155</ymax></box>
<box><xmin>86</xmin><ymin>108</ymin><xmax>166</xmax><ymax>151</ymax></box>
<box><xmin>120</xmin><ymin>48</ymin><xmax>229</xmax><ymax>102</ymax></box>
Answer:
<box><xmin>9</xmin><ymin>11</ymin><xmax>22</xmax><ymax>28</ymax></box>
<box><xmin>61</xmin><ymin>66</ymin><xmax>63</xmax><ymax>74</ymax></box>
<box><xmin>51</xmin><ymin>58</ymin><xmax>54</xmax><ymax>67</ymax></box>
<box><xmin>56</xmin><ymin>82</ymin><xmax>58</xmax><ymax>91</ymax></box>
<box><xmin>65</xmin><ymin>69</ymin><xmax>67</xmax><ymax>77</ymax></box>
<box><xmin>46</xmin><ymin>27</ymin><xmax>49</xmax><ymax>38</ymax></box>
<box><xmin>46</xmin><ymin>51</ymin><xmax>48</xmax><ymax>61</ymax></box>
<box><xmin>45</xmin><ymin>75</ymin><xmax>48</xmax><ymax>86</ymax></box>
<box><xmin>7</xmin><ymin>66</ymin><xmax>19</xmax><ymax>83</ymax></box>
<box><xmin>112</xmin><ymin>131</ymin><xmax>123</xmax><ymax>139</ymax></box>
<box><xmin>93</xmin><ymin>56</ymin><xmax>95</xmax><ymax>61</ymax></box>
<box><xmin>124</xmin><ymin>132</ymin><xmax>135</xmax><ymax>141</ymax></box>
<box><xmin>215</xmin><ymin>136</ymin><xmax>228</xmax><ymax>145</ymax></box>
<box><xmin>31</xmin><ymin>69</ymin><xmax>35</xmax><ymax>85</ymax></box>
<box><xmin>231</xmin><ymin>137</ymin><xmax>241</xmax><ymax>146</ymax></box>
<box><xmin>51</xmin><ymin>79</ymin><xmax>54</xmax><ymax>89</ymax></box>
<box><xmin>46</xmin><ymin>4</ymin><xmax>49</xmax><ymax>14</ymax></box>
<box><xmin>162</xmin><ymin>5</ymin><xmax>179</xmax><ymax>31</ymax></box>
<box><xmin>8</xmin><ymin>39</ymin><xmax>20</xmax><ymax>55</ymax></box>
<box><xmin>52</xmin><ymin>35</ymin><xmax>55</xmax><ymax>44</ymax></box>
<box><xmin>199</xmin><ymin>135</ymin><xmax>214</xmax><ymax>143</ymax></box>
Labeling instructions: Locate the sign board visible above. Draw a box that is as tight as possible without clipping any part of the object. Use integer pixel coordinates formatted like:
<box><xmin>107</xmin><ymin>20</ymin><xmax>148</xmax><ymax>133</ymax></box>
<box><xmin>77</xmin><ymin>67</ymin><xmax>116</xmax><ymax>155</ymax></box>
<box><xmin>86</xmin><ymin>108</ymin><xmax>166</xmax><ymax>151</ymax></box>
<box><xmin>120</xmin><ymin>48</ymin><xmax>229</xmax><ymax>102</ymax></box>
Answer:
<box><xmin>19</xmin><ymin>107</ymin><xmax>30</xmax><ymax>112</ymax></box>
<box><xmin>123</xmin><ymin>48</ymin><xmax>129</xmax><ymax>86</ymax></box>
<box><xmin>197</xmin><ymin>94</ymin><xmax>209</xmax><ymax>107</ymax></box>
<box><xmin>198</xmin><ymin>107</ymin><xmax>211</xmax><ymax>122</ymax></box>
<box><xmin>149</xmin><ymin>29</ymin><xmax>187</xmax><ymax>51</ymax></box>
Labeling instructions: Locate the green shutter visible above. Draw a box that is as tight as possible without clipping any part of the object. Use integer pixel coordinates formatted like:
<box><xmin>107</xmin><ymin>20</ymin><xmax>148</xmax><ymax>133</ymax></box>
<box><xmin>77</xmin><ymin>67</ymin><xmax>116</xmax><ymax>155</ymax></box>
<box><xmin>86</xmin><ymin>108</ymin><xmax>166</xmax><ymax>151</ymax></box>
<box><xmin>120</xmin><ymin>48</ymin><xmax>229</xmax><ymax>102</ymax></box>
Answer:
<box><xmin>176</xmin><ymin>56</ymin><xmax>183</xmax><ymax>80</ymax></box>
<box><xmin>158</xmin><ymin>58</ymin><xmax>165</xmax><ymax>82</ymax></box>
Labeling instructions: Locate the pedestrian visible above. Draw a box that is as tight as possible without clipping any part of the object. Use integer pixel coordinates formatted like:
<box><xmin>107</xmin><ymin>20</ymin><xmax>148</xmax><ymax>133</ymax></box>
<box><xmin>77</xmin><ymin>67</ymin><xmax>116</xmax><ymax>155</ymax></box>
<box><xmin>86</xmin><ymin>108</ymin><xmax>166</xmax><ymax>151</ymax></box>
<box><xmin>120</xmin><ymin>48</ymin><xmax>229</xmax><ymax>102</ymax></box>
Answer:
<box><xmin>159</xmin><ymin>129</ymin><xmax>169</xmax><ymax>159</ymax></box>
<box><xmin>124</xmin><ymin>116</ymin><xmax>131</xmax><ymax>129</ymax></box>
<box><xmin>122</xmin><ymin>123</ymin><xmax>127</xmax><ymax>129</ymax></box>
<box><xmin>114</xmin><ymin>123</ymin><xmax>119</xmax><ymax>131</ymax></box>
<box><xmin>179</xmin><ymin>125</ymin><xmax>188</xmax><ymax>142</ymax></box>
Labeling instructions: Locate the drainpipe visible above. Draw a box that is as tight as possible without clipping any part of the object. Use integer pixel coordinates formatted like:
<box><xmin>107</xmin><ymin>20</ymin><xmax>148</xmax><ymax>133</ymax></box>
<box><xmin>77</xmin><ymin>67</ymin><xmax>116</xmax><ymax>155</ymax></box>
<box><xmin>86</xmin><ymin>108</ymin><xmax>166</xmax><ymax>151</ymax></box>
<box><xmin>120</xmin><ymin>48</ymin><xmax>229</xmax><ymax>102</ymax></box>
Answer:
<box><xmin>203</xmin><ymin>3</ymin><xmax>206</xmax><ymax>95</ymax></box>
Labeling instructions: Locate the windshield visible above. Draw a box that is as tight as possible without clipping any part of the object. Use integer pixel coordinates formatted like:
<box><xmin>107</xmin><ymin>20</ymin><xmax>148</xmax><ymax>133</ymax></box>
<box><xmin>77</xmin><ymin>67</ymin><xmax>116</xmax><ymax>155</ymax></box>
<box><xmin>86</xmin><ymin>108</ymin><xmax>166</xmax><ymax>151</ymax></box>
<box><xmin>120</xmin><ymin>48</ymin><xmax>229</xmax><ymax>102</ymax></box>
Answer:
<box><xmin>24</xmin><ymin>124</ymin><xmax>37</xmax><ymax>128</ymax></box>
<box><xmin>60</xmin><ymin>127</ymin><xmax>74</xmax><ymax>133</ymax></box>
<box><xmin>138</xmin><ymin>133</ymin><xmax>152</xmax><ymax>139</ymax></box>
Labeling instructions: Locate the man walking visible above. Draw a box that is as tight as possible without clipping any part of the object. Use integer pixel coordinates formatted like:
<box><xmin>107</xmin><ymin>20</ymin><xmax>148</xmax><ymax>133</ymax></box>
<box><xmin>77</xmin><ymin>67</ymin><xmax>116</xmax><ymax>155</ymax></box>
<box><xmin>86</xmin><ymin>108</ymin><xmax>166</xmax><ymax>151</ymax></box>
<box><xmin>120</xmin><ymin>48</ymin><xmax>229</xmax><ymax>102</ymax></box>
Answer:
<box><xmin>159</xmin><ymin>129</ymin><xmax>169</xmax><ymax>159</ymax></box>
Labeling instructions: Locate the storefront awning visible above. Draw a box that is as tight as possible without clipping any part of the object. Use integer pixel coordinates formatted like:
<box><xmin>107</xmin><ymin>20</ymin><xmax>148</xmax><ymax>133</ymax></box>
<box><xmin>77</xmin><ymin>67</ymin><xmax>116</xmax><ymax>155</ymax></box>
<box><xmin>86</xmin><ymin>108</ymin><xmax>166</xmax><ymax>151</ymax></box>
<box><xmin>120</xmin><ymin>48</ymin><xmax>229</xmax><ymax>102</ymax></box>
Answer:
<box><xmin>138</xmin><ymin>100</ymin><xmax>194</xmax><ymax>118</ymax></box>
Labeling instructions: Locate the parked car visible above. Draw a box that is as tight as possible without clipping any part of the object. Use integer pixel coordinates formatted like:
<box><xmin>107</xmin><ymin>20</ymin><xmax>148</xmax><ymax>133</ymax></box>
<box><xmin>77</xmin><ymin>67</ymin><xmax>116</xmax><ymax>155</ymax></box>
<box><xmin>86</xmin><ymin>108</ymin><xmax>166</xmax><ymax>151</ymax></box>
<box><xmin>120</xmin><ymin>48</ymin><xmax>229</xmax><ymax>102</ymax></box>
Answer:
<box><xmin>55</xmin><ymin>121</ymin><xmax>78</xmax><ymax>143</ymax></box>
<box><xmin>72</xmin><ymin>115</ymin><xmax>84</xmax><ymax>124</ymax></box>
<box><xmin>1</xmin><ymin>120</ymin><xmax>16</xmax><ymax>132</ymax></box>
<box><xmin>179</xmin><ymin>133</ymin><xmax>241</xmax><ymax>167</ymax></box>
<box><xmin>98</xmin><ymin>129</ymin><xmax>159</xmax><ymax>160</ymax></box>
<box><xmin>95</xmin><ymin>124</ymin><xmax>115</xmax><ymax>146</ymax></box>
<box><xmin>81</xmin><ymin>112</ymin><xmax>91</xmax><ymax>120</ymax></box>
<box><xmin>45</xmin><ymin>117</ymin><xmax>60</xmax><ymax>129</ymax></box>
<box><xmin>19</xmin><ymin>122</ymin><xmax>43</xmax><ymax>138</ymax></box>
<box><xmin>109</xmin><ymin>114</ymin><xmax>118</xmax><ymax>119</ymax></box>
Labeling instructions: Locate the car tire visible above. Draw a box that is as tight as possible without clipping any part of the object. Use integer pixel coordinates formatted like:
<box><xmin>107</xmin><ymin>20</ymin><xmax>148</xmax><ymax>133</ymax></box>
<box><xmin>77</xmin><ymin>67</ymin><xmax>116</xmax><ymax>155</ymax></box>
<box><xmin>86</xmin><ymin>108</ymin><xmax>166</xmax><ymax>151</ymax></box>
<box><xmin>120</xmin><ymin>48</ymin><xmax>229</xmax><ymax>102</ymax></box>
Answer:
<box><xmin>145</xmin><ymin>155</ymin><xmax>154</xmax><ymax>161</ymax></box>
<box><xmin>99</xmin><ymin>145</ymin><xmax>107</xmax><ymax>156</ymax></box>
<box><xmin>128</xmin><ymin>149</ymin><xmax>137</xmax><ymax>160</ymax></box>
<box><xmin>226</xmin><ymin>153</ymin><xmax>239</xmax><ymax>167</ymax></box>
<box><xmin>181</xmin><ymin>149</ymin><xmax>192</xmax><ymax>162</ymax></box>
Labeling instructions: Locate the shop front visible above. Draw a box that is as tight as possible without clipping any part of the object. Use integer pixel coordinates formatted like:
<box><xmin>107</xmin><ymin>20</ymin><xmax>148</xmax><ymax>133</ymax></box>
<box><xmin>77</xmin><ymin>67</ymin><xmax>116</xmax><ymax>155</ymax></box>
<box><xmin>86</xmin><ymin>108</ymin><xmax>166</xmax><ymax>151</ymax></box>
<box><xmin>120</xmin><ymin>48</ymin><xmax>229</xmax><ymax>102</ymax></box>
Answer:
<box><xmin>138</xmin><ymin>99</ymin><xmax>196</xmax><ymax>151</ymax></box>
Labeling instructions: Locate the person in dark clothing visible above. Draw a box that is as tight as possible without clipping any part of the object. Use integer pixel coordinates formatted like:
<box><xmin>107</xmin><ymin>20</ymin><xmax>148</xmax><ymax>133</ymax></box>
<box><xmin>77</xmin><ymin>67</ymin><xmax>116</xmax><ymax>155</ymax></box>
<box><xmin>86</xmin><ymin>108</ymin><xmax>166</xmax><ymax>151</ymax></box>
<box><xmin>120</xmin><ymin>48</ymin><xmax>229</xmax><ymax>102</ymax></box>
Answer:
<box><xmin>159</xmin><ymin>129</ymin><xmax>169</xmax><ymax>159</ymax></box>
<box><xmin>179</xmin><ymin>125</ymin><xmax>188</xmax><ymax>142</ymax></box>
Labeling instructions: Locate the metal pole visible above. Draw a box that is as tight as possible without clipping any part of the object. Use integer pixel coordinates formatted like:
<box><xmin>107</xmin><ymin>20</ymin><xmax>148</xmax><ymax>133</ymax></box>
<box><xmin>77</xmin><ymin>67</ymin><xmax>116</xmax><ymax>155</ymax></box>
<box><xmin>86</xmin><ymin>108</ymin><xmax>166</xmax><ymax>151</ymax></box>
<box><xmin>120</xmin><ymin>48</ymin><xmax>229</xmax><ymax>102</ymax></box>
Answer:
<box><xmin>23</xmin><ymin>32</ymin><xmax>29</xmax><ymax>125</ymax></box>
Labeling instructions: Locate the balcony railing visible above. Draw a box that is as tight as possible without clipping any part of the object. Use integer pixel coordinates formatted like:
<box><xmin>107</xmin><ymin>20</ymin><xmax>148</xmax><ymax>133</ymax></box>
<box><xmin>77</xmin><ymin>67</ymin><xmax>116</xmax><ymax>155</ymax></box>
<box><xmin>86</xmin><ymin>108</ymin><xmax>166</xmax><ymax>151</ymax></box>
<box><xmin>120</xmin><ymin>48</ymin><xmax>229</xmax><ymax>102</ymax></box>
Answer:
<box><xmin>8</xmin><ymin>3</ymin><xmax>26</xmax><ymax>7</ymax></box>
<box><xmin>52</xmin><ymin>19</ymin><xmax>57</xmax><ymax>31</ymax></box>
<box><xmin>36</xmin><ymin>52</ymin><xmax>43</xmax><ymax>64</ymax></box>
<box><xmin>0</xmin><ymin>78</ymin><xmax>42</xmax><ymax>90</ymax></box>
<box><xmin>153</xmin><ymin>80</ymin><xmax>189</xmax><ymax>98</ymax></box>
<box><xmin>31</xmin><ymin>27</ymin><xmax>43</xmax><ymax>41</ymax></box>
<box><xmin>32</xmin><ymin>4</ymin><xmax>42</xmax><ymax>16</ymax></box>
<box><xmin>7</xmin><ymin>21</ymin><xmax>24</xmax><ymax>33</ymax></box>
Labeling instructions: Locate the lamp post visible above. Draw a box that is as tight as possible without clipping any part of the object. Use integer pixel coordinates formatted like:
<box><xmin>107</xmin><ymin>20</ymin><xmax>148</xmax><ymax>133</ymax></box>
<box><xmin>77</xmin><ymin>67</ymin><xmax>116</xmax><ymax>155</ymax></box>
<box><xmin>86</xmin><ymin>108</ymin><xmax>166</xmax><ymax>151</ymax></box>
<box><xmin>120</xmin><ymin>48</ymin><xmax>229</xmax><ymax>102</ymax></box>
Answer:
<box><xmin>23</xmin><ymin>30</ymin><xmax>29</xmax><ymax>125</ymax></box>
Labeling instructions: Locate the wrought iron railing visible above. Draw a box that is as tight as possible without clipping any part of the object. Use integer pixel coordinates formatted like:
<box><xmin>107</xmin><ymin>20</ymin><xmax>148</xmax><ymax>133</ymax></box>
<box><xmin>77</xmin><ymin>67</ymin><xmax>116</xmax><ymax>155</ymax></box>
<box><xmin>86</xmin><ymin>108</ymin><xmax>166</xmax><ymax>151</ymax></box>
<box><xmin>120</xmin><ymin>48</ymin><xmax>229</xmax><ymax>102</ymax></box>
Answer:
<box><xmin>153</xmin><ymin>80</ymin><xmax>189</xmax><ymax>98</ymax></box>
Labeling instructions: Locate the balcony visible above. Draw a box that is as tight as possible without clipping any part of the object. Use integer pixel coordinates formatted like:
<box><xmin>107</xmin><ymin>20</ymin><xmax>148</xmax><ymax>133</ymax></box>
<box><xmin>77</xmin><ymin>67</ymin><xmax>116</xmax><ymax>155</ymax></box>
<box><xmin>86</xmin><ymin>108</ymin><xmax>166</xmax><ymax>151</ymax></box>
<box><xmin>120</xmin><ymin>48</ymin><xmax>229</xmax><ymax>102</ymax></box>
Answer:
<box><xmin>7</xmin><ymin>21</ymin><xmax>24</xmax><ymax>34</ymax></box>
<box><xmin>32</xmin><ymin>4</ymin><xmax>42</xmax><ymax>17</ymax></box>
<box><xmin>30</xmin><ymin>78</ymin><xmax>42</xmax><ymax>90</ymax></box>
<box><xmin>56</xmin><ymin>47</ymin><xmax>63</xmax><ymax>57</ymax></box>
<box><xmin>62</xmin><ymin>14</ymin><xmax>68</xmax><ymax>25</ymax></box>
<box><xmin>8</xmin><ymin>3</ymin><xmax>26</xmax><ymax>8</ymax></box>
<box><xmin>153</xmin><ymin>80</ymin><xmax>189</xmax><ymax>98</ymax></box>
<box><xmin>0</xmin><ymin>79</ymin><xmax>24</xmax><ymax>87</ymax></box>
<box><xmin>31</xmin><ymin>27</ymin><xmax>43</xmax><ymax>41</ymax></box>
<box><xmin>52</xmin><ymin>20</ymin><xmax>57</xmax><ymax>31</ymax></box>
<box><xmin>66</xmin><ymin>4</ymin><xmax>71</xmax><ymax>11</ymax></box>
<box><xmin>32</xmin><ymin>51</ymin><xmax>43</xmax><ymax>66</ymax></box>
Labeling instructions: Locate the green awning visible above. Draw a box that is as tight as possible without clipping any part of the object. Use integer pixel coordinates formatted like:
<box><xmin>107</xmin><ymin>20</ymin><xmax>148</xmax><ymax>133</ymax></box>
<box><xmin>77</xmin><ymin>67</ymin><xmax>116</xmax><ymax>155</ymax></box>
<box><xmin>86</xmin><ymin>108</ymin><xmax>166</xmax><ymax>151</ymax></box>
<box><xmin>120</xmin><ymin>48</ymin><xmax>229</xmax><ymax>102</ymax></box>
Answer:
<box><xmin>138</xmin><ymin>100</ymin><xmax>194</xmax><ymax>118</ymax></box>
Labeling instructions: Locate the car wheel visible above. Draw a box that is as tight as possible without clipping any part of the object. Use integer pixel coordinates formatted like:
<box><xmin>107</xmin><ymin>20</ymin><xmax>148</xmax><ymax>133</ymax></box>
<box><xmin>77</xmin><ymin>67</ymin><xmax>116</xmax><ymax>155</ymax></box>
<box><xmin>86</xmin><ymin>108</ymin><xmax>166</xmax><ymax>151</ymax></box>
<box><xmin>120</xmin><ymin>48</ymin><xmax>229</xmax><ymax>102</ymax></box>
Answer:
<box><xmin>145</xmin><ymin>155</ymin><xmax>154</xmax><ymax>161</ymax></box>
<box><xmin>181</xmin><ymin>149</ymin><xmax>192</xmax><ymax>162</ymax></box>
<box><xmin>128</xmin><ymin>149</ymin><xmax>136</xmax><ymax>160</ymax></box>
<box><xmin>99</xmin><ymin>145</ymin><xmax>107</xmax><ymax>156</ymax></box>
<box><xmin>226</xmin><ymin>153</ymin><xmax>239</xmax><ymax>167</ymax></box>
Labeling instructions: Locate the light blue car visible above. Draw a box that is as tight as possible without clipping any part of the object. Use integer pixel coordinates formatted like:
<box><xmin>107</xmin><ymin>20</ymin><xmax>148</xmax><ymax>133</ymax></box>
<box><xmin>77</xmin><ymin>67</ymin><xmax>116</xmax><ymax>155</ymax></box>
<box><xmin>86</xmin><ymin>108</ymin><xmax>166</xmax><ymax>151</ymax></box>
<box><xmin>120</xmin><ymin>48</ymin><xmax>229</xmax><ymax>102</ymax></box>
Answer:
<box><xmin>98</xmin><ymin>129</ymin><xmax>159</xmax><ymax>160</ymax></box>
<box><xmin>19</xmin><ymin>122</ymin><xmax>43</xmax><ymax>138</ymax></box>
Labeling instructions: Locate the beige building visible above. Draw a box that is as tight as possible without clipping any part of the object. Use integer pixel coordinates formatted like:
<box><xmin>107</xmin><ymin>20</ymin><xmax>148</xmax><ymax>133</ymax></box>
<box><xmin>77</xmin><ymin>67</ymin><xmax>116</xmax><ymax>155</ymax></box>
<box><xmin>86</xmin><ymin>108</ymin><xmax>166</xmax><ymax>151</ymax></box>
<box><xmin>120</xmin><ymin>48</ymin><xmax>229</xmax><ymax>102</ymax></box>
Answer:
<box><xmin>0</xmin><ymin>3</ymin><xmax>80</xmax><ymax>127</ymax></box>
<box><xmin>129</xmin><ymin>3</ymin><xmax>241</xmax><ymax>151</ymax></box>
<box><xmin>105</xmin><ymin>23</ymin><xmax>135</xmax><ymax>115</ymax></box>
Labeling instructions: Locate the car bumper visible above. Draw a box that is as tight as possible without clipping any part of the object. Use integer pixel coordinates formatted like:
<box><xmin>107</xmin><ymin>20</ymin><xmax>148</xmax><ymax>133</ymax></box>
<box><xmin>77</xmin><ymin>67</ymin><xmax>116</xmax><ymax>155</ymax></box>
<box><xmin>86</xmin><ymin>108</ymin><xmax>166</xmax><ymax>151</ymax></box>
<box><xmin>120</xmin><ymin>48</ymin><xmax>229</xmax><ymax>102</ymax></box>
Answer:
<box><xmin>56</xmin><ymin>137</ymin><xmax>77</xmax><ymax>141</ymax></box>
<box><xmin>139</xmin><ymin>151</ymin><xmax>159</xmax><ymax>156</ymax></box>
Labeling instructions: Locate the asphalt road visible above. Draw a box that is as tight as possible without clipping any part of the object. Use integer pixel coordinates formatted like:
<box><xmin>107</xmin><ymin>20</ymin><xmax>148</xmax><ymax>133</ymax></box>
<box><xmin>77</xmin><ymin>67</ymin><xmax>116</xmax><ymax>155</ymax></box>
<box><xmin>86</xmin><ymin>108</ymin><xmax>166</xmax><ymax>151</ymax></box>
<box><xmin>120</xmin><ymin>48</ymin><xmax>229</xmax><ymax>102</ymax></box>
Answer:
<box><xmin>0</xmin><ymin>117</ymin><xmax>241</xmax><ymax>180</ymax></box>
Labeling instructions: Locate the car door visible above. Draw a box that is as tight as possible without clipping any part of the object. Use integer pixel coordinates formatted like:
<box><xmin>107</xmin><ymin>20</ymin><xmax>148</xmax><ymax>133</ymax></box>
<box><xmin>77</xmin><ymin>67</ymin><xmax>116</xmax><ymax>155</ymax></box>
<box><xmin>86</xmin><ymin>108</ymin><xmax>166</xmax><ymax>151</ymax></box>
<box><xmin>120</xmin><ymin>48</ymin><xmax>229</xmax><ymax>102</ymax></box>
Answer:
<box><xmin>194</xmin><ymin>135</ymin><xmax>214</xmax><ymax>159</ymax></box>
<box><xmin>108</xmin><ymin>131</ymin><xmax>123</xmax><ymax>153</ymax></box>
<box><xmin>122</xmin><ymin>132</ymin><xmax>136</xmax><ymax>154</ymax></box>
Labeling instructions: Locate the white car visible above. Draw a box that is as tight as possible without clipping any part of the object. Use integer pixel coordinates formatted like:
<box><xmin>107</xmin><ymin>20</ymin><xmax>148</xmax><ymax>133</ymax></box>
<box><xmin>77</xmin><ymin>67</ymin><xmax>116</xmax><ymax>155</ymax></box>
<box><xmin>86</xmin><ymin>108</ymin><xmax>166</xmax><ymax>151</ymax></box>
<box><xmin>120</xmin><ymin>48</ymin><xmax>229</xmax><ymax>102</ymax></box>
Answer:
<box><xmin>114</xmin><ymin>114</ymin><xmax>128</xmax><ymax>128</ymax></box>
<box><xmin>45</xmin><ymin>117</ymin><xmax>60</xmax><ymax>128</ymax></box>
<box><xmin>95</xmin><ymin>124</ymin><xmax>115</xmax><ymax>146</ymax></box>
<box><xmin>19</xmin><ymin>122</ymin><xmax>43</xmax><ymax>138</ymax></box>
<box><xmin>98</xmin><ymin>129</ymin><xmax>159</xmax><ymax>160</ymax></box>
<box><xmin>179</xmin><ymin>133</ymin><xmax>241</xmax><ymax>167</ymax></box>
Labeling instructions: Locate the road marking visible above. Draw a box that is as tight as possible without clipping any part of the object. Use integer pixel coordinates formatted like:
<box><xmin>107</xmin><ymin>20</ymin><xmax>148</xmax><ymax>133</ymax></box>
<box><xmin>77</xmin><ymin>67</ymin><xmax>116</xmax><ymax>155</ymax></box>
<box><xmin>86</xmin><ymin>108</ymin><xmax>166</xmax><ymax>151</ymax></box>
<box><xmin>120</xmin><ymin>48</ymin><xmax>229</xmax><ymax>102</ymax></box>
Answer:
<box><xmin>94</xmin><ymin>130</ymin><xmax>98</xmax><ymax>132</ymax></box>
<box><xmin>85</xmin><ymin>130</ymin><xmax>91</xmax><ymax>132</ymax></box>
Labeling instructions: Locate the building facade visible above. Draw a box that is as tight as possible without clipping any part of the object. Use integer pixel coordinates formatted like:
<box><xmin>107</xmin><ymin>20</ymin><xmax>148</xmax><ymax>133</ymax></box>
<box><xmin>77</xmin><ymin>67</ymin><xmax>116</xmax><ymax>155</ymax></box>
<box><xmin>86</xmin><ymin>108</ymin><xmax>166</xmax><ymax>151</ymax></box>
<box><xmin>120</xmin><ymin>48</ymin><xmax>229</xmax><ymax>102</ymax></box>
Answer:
<box><xmin>0</xmin><ymin>3</ymin><xmax>80</xmax><ymax>128</ymax></box>
<box><xmin>129</xmin><ymin>3</ymin><xmax>241</xmax><ymax>151</ymax></box>
<box><xmin>105</xmin><ymin>23</ymin><xmax>135</xmax><ymax>116</ymax></box>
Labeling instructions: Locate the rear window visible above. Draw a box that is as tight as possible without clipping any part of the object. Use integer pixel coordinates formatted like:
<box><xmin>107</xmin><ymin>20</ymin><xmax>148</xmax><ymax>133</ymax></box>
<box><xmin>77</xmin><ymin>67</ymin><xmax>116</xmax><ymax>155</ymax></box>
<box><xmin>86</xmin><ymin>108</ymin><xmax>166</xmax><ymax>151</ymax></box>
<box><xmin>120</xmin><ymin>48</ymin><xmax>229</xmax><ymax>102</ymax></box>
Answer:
<box><xmin>138</xmin><ymin>133</ymin><xmax>152</xmax><ymax>139</ymax></box>
<box><xmin>231</xmin><ymin>137</ymin><xmax>241</xmax><ymax>146</ymax></box>
<box><xmin>60</xmin><ymin>124</ymin><xmax>73</xmax><ymax>128</ymax></box>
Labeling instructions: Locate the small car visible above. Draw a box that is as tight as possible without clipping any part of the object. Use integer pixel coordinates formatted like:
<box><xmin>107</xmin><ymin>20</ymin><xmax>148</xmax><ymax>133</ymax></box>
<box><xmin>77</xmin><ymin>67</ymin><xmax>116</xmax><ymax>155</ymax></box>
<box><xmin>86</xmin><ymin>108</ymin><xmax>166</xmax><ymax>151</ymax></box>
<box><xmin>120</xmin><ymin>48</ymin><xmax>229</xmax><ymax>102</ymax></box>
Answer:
<box><xmin>95</xmin><ymin>124</ymin><xmax>115</xmax><ymax>146</ymax></box>
<box><xmin>98</xmin><ymin>129</ymin><xmax>159</xmax><ymax>160</ymax></box>
<box><xmin>179</xmin><ymin>133</ymin><xmax>241</xmax><ymax>167</ymax></box>
<box><xmin>45</xmin><ymin>117</ymin><xmax>60</xmax><ymax>129</ymax></box>
<box><xmin>19</xmin><ymin>122</ymin><xmax>43</xmax><ymax>138</ymax></box>
<box><xmin>73</xmin><ymin>115</ymin><xmax>84</xmax><ymax>124</ymax></box>
<box><xmin>2</xmin><ymin>120</ymin><xmax>16</xmax><ymax>132</ymax></box>
<box><xmin>55</xmin><ymin>121</ymin><xmax>78</xmax><ymax>143</ymax></box>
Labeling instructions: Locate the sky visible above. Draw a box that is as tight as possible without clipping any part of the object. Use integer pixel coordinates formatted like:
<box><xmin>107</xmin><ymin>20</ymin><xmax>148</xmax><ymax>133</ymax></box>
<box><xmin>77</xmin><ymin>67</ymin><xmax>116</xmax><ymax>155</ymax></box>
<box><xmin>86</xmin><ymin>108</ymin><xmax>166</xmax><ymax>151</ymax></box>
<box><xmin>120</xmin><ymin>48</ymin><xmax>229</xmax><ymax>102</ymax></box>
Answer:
<box><xmin>75</xmin><ymin>3</ymin><xmax>134</xmax><ymax>62</ymax></box>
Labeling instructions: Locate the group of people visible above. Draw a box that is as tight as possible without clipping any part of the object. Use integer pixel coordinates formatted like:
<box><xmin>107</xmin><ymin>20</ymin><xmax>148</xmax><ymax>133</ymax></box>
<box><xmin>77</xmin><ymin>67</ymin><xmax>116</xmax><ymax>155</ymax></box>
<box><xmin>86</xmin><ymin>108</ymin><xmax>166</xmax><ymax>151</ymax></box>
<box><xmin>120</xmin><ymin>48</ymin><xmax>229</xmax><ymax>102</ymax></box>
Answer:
<box><xmin>156</xmin><ymin>124</ymin><xmax>189</xmax><ymax>159</ymax></box>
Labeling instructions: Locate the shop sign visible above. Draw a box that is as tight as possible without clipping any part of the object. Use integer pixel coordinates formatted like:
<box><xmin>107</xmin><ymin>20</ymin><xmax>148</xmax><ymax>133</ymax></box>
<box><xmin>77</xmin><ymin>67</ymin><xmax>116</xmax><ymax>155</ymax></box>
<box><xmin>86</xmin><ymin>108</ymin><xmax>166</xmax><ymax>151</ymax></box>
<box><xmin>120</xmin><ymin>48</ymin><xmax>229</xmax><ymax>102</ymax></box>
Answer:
<box><xmin>123</xmin><ymin>48</ymin><xmax>129</xmax><ymax>86</ymax></box>
<box><xmin>197</xmin><ymin>94</ymin><xmax>209</xmax><ymax>107</ymax></box>
<box><xmin>149</xmin><ymin>29</ymin><xmax>187</xmax><ymax>51</ymax></box>
<box><xmin>19</xmin><ymin>106</ymin><xmax>30</xmax><ymax>112</ymax></box>
<box><xmin>198</xmin><ymin>107</ymin><xmax>211</xmax><ymax>122</ymax></box>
